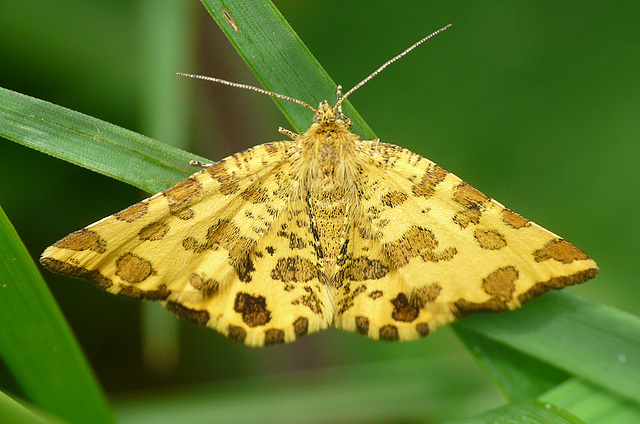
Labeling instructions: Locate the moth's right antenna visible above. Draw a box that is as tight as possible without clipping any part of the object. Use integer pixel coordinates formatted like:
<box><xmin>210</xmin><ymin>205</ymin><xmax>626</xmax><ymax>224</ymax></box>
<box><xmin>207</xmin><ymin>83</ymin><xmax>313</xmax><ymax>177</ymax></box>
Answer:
<box><xmin>336</xmin><ymin>24</ymin><xmax>452</xmax><ymax>108</ymax></box>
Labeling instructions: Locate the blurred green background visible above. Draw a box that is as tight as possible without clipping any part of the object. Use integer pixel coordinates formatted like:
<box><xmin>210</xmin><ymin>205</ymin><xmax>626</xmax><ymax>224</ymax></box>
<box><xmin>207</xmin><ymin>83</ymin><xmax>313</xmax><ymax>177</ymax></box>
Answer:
<box><xmin>1</xmin><ymin>0</ymin><xmax>638</xmax><ymax>422</ymax></box>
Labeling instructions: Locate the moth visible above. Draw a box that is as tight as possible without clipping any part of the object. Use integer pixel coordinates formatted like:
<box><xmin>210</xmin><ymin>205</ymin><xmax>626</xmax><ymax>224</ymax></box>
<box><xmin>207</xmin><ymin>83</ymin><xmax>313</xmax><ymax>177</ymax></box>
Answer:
<box><xmin>41</xmin><ymin>26</ymin><xmax>598</xmax><ymax>346</ymax></box>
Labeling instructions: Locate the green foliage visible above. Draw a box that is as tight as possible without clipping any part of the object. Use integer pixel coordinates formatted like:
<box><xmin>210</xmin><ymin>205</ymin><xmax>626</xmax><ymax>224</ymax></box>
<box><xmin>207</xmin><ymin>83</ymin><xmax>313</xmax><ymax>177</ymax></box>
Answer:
<box><xmin>0</xmin><ymin>207</ymin><xmax>113</xmax><ymax>423</ymax></box>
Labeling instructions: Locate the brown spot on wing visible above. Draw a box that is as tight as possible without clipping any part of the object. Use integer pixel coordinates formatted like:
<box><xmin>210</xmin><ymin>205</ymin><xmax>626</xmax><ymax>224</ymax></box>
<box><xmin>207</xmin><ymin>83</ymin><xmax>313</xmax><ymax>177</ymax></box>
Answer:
<box><xmin>292</xmin><ymin>286</ymin><xmax>324</xmax><ymax>314</ymax></box>
<box><xmin>200</xmin><ymin>219</ymin><xmax>240</xmax><ymax>248</ymax></box>
<box><xmin>453</xmin><ymin>208</ymin><xmax>482</xmax><ymax>228</ymax></box>
<box><xmin>534</xmin><ymin>239</ymin><xmax>590</xmax><ymax>264</ymax></box>
<box><xmin>270</xmin><ymin>256</ymin><xmax>317</xmax><ymax>283</ymax></box>
<box><xmin>115</xmin><ymin>253</ymin><xmax>155</xmax><ymax>284</ymax></box>
<box><xmin>183</xmin><ymin>219</ymin><xmax>256</xmax><ymax>282</ymax></box>
<box><xmin>355</xmin><ymin>316</ymin><xmax>369</xmax><ymax>335</ymax></box>
<box><xmin>391</xmin><ymin>293</ymin><xmax>419</xmax><ymax>322</ymax></box>
<box><xmin>412</xmin><ymin>165</ymin><xmax>448</xmax><ymax>198</ymax></box>
<box><xmin>163</xmin><ymin>178</ymin><xmax>203</xmax><ymax>219</ymax></box>
<box><xmin>411</xmin><ymin>283</ymin><xmax>442</xmax><ymax>307</ymax></box>
<box><xmin>189</xmin><ymin>273</ymin><xmax>219</xmax><ymax>297</ymax></box>
<box><xmin>379</xmin><ymin>325</ymin><xmax>399</xmax><ymax>341</ymax></box>
<box><xmin>483</xmin><ymin>266</ymin><xmax>518</xmax><ymax>301</ymax></box>
<box><xmin>416</xmin><ymin>323</ymin><xmax>430</xmax><ymax>337</ymax></box>
<box><xmin>277</xmin><ymin>231</ymin><xmax>307</xmax><ymax>250</ymax></box>
<box><xmin>265</xmin><ymin>144</ymin><xmax>280</xmax><ymax>154</ymax></box>
<box><xmin>114</xmin><ymin>202</ymin><xmax>148</xmax><ymax>222</ymax></box>
<box><xmin>453</xmin><ymin>183</ymin><xmax>491</xmax><ymax>209</ymax></box>
<box><xmin>454</xmin><ymin>297</ymin><xmax>509</xmax><ymax>315</ymax></box>
<box><xmin>336</xmin><ymin>284</ymin><xmax>367</xmax><ymax>314</ymax></box>
<box><xmin>165</xmin><ymin>301</ymin><xmax>210</xmax><ymax>326</ymax></box>
<box><xmin>293</xmin><ymin>317</ymin><xmax>309</xmax><ymax>337</ymax></box>
<box><xmin>383</xmin><ymin>226</ymin><xmax>437</xmax><ymax>267</ymax></box>
<box><xmin>206</xmin><ymin>161</ymin><xmax>239</xmax><ymax>195</ymax></box>
<box><xmin>421</xmin><ymin>247</ymin><xmax>457</xmax><ymax>262</ymax></box>
<box><xmin>39</xmin><ymin>257</ymin><xmax>112</xmax><ymax>290</ymax></box>
<box><xmin>138</xmin><ymin>221</ymin><xmax>169</xmax><ymax>241</ymax></box>
<box><xmin>501</xmin><ymin>209</ymin><xmax>530</xmax><ymax>229</ymax></box>
<box><xmin>454</xmin><ymin>266</ymin><xmax>520</xmax><ymax>314</ymax></box>
<box><xmin>381</xmin><ymin>190</ymin><xmax>408</xmax><ymax>207</ymax></box>
<box><xmin>227</xmin><ymin>325</ymin><xmax>247</xmax><ymax>343</ymax></box>
<box><xmin>369</xmin><ymin>290</ymin><xmax>383</xmax><ymax>300</ymax></box>
<box><xmin>53</xmin><ymin>229</ymin><xmax>106</xmax><ymax>253</ymax></box>
<box><xmin>452</xmin><ymin>183</ymin><xmax>490</xmax><ymax>228</ymax></box>
<box><xmin>518</xmin><ymin>268</ymin><xmax>599</xmax><ymax>304</ymax></box>
<box><xmin>474</xmin><ymin>229</ymin><xmax>507</xmax><ymax>250</ymax></box>
<box><xmin>344</xmin><ymin>257</ymin><xmax>389</xmax><ymax>281</ymax></box>
<box><xmin>234</xmin><ymin>292</ymin><xmax>271</xmax><ymax>327</ymax></box>
<box><xmin>241</xmin><ymin>186</ymin><xmax>270</xmax><ymax>204</ymax></box>
<box><xmin>230</xmin><ymin>247</ymin><xmax>255</xmax><ymax>283</ymax></box>
<box><xmin>118</xmin><ymin>284</ymin><xmax>170</xmax><ymax>300</ymax></box>
<box><xmin>264</xmin><ymin>328</ymin><xmax>285</xmax><ymax>345</ymax></box>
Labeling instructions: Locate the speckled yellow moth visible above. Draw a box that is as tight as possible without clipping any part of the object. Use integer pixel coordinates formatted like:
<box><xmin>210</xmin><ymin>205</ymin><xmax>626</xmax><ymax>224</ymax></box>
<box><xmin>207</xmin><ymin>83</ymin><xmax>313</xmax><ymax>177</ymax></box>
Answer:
<box><xmin>41</xmin><ymin>25</ymin><xmax>597</xmax><ymax>346</ymax></box>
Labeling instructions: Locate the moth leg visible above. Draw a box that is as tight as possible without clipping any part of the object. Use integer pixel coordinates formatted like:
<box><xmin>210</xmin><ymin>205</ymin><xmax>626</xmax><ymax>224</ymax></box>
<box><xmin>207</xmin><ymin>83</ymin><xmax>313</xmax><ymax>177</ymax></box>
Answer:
<box><xmin>189</xmin><ymin>159</ymin><xmax>214</xmax><ymax>168</ymax></box>
<box><xmin>278</xmin><ymin>127</ymin><xmax>299</xmax><ymax>140</ymax></box>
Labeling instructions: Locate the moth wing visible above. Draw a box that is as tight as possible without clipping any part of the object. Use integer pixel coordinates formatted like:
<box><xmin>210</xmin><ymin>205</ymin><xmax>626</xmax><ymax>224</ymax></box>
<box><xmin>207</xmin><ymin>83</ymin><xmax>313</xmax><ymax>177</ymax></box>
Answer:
<box><xmin>236</xmin><ymin>198</ymin><xmax>334</xmax><ymax>345</ymax></box>
<box><xmin>333</xmin><ymin>140</ymin><xmax>598</xmax><ymax>341</ymax></box>
<box><xmin>41</xmin><ymin>141</ymin><xmax>330</xmax><ymax>346</ymax></box>
<box><xmin>160</xmin><ymin>198</ymin><xmax>333</xmax><ymax>346</ymax></box>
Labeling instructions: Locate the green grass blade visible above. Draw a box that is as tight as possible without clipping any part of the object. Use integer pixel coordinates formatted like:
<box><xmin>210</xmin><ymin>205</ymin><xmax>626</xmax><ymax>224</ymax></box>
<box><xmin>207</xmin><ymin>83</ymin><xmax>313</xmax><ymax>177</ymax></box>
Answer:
<box><xmin>455</xmin><ymin>326</ymin><xmax>569</xmax><ymax>401</ymax></box>
<box><xmin>0</xmin><ymin>86</ymin><xmax>204</xmax><ymax>194</ymax></box>
<box><xmin>198</xmin><ymin>0</ymin><xmax>375</xmax><ymax>138</ymax></box>
<box><xmin>0</xmin><ymin>206</ymin><xmax>113</xmax><ymax>424</ymax></box>
<box><xmin>541</xmin><ymin>378</ymin><xmax>640</xmax><ymax>424</ymax></box>
<box><xmin>456</xmin><ymin>292</ymin><xmax>640</xmax><ymax>403</ymax></box>
<box><xmin>441</xmin><ymin>401</ymin><xmax>584</xmax><ymax>424</ymax></box>
<box><xmin>0</xmin><ymin>390</ymin><xmax>68</xmax><ymax>424</ymax></box>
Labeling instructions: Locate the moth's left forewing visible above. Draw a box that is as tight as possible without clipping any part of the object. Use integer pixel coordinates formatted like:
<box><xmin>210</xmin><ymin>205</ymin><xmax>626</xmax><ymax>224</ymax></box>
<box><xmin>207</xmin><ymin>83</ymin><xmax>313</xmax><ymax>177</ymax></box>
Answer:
<box><xmin>41</xmin><ymin>142</ymin><xmax>307</xmax><ymax>336</ymax></box>
<box><xmin>41</xmin><ymin>142</ymin><xmax>291</xmax><ymax>291</ymax></box>
<box><xmin>335</xmin><ymin>139</ymin><xmax>598</xmax><ymax>341</ymax></box>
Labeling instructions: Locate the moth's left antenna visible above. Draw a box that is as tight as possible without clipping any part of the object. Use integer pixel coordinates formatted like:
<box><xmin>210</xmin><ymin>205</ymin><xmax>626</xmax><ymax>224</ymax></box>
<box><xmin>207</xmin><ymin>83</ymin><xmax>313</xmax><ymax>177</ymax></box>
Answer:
<box><xmin>177</xmin><ymin>73</ymin><xmax>317</xmax><ymax>113</ymax></box>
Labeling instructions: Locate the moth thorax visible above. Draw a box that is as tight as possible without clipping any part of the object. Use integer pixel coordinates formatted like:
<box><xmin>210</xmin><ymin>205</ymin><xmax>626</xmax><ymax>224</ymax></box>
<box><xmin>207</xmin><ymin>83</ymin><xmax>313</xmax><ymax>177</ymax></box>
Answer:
<box><xmin>308</xmin><ymin>157</ymin><xmax>357</xmax><ymax>202</ymax></box>
<box><xmin>300</xmin><ymin>144</ymin><xmax>352</xmax><ymax>188</ymax></box>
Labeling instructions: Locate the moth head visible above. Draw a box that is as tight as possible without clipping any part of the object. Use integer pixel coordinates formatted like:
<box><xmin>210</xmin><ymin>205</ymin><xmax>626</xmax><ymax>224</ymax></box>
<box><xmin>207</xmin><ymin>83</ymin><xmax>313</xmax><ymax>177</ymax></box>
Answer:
<box><xmin>313</xmin><ymin>101</ymin><xmax>341</xmax><ymax>125</ymax></box>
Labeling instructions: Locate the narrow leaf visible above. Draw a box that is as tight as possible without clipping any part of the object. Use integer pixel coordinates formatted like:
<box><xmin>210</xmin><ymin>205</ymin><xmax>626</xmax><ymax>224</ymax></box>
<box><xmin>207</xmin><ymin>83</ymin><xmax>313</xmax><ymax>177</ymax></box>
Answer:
<box><xmin>0</xmin><ymin>390</ymin><xmax>68</xmax><ymax>424</ymax></box>
<box><xmin>442</xmin><ymin>401</ymin><xmax>584</xmax><ymax>424</ymax></box>
<box><xmin>457</xmin><ymin>292</ymin><xmax>640</xmax><ymax>403</ymax></box>
<box><xmin>0</xmin><ymin>86</ymin><xmax>203</xmax><ymax>194</ymax></box>
<box><xmin>455</xmin><ymin>326</ymin><xmax>569</xmax><ymax>401</ymax></box>
<box><xmin>199</xmin><ymin>0</ymin><xmax>374</xmax><ymax>138</ymax></box>
<box><xmin>0</xmin><ymin>206</ymin><xmax>113</xmax><ymax>424</ymax></box>
<box><xmin>541</xmin><ymin>378</ymin><xmax>640</xmax><ymax>424</ymax></box>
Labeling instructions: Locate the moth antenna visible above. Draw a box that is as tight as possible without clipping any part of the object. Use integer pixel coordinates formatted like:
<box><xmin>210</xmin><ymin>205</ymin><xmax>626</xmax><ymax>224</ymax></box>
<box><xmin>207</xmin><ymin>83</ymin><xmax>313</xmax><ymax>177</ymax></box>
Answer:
<box><xmin>177</xmin><ymin>73</ymin><xmax>317</xmax><ymax>113</ymax></box>
<box><xmin>336</xmin><ymin>24</ymin><xmax>452</xmax><ymax>108</ymax></box>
